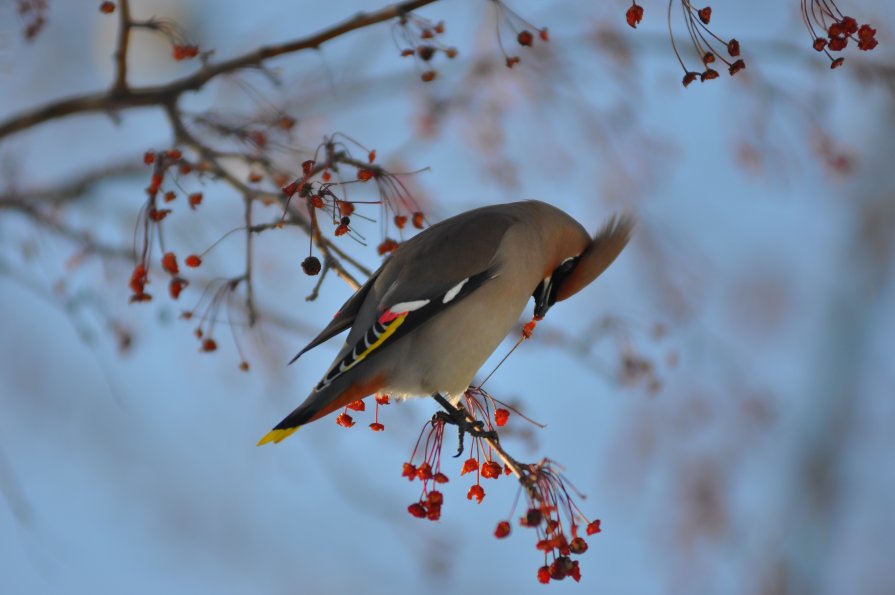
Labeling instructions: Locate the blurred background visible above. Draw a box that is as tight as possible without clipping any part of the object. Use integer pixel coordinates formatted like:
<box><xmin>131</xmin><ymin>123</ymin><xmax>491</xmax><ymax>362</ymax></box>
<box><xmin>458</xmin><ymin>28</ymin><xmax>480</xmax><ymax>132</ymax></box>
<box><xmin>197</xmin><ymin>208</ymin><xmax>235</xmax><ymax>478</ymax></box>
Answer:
<box><xmin>1</xmin><ymin>1</ymin><xmax>893</xmax><ymax>593</ymax></box>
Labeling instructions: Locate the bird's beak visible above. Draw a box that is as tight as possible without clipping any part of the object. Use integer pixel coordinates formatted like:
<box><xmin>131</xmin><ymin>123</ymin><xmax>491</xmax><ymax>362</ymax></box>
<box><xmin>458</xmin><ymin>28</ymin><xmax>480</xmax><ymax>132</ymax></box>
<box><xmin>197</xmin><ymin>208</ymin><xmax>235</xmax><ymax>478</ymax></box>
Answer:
<box><xmin>533</xmin><ymin>276</ymin><xmax>555</xmax><ymax>319</ymax></box>
<box><xmin>533</xmin><ymin>256</ymin><xmax>581</xmax><ymax>319</ymax></box>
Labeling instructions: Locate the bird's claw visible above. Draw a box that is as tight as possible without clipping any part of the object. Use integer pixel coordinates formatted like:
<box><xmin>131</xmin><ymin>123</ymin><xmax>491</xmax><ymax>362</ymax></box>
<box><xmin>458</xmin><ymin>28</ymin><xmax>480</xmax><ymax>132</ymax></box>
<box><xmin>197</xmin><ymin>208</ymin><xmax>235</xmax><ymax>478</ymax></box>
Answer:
<box><xmin>431</xmin><ymin>394</ymin><xmax>499</xmax><ymax>458</ymax></box>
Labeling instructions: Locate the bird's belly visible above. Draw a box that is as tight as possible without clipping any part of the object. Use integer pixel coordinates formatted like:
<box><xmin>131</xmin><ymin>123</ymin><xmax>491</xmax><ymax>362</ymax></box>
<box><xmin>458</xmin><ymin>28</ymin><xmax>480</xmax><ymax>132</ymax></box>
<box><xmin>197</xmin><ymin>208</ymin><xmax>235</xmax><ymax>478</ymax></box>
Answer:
<box><xmin>382</xmin><ymin>284</ymin><xmax>530</xmax><ymax>399</ymax></box>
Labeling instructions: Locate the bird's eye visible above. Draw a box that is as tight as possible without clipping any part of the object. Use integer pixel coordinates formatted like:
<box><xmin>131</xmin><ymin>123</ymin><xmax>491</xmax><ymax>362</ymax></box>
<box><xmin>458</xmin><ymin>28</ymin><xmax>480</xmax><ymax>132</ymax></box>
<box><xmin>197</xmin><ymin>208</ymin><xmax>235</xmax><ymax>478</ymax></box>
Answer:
<box><xmin>552</xmin><ymin>256</ymin><xmax>579</xmax><ymax>286</ymax></box>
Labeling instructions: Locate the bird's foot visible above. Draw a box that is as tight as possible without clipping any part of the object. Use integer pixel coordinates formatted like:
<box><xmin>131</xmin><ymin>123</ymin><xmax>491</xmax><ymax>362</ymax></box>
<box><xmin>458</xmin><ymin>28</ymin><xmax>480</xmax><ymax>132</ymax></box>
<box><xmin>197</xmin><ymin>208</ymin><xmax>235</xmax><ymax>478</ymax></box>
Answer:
<box><xmin>432</xmin><ymin>394</ymin><xmax>499</xmax><ymax>457</ymax></box>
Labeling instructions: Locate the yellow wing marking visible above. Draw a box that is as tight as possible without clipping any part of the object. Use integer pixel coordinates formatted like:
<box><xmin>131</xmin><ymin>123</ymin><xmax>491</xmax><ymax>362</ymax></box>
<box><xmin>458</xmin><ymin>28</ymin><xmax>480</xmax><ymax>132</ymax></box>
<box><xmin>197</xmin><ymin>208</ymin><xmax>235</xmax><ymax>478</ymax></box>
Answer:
<box><xmin>337</xmin><ymin>313</ymin><xmax>408</xmax><ymax>377</ymax></box>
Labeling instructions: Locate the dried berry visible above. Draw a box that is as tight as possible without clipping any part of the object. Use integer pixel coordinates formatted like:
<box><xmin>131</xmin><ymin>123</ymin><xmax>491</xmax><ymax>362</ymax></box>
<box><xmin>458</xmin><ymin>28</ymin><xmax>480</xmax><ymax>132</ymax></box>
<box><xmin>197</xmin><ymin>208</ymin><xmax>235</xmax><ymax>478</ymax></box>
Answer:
<box><xmin>625</xmin><ymin>3</ymin><xmax>644</xmax><ymax>28</ymax></box>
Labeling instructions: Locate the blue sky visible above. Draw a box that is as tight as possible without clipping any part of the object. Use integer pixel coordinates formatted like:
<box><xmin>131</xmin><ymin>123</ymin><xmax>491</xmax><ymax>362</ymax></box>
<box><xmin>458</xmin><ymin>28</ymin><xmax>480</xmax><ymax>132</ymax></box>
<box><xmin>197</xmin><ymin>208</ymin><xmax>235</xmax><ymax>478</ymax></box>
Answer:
<box><xmin>1</xmin><ymin>1</ymin><xmax>893</xmax><ymax>593</ymax></box>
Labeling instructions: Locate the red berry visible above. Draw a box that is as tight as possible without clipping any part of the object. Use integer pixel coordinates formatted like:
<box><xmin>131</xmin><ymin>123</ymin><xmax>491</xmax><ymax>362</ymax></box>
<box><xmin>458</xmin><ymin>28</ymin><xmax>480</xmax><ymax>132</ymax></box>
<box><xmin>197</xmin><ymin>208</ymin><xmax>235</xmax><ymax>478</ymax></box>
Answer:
<box><xmin>466</xmin><ymin>484</ymin><xmax>485</xmax><ymax>503</ymax></box>
<box><xmin>168</xmin><ymin>278</ymin><xmax>186</xmax><ymax>300</ymax></box>
<box><xmin>407</xmin><ymin>502</ymin><xmax>427</xmax><ymax>518</ymax></box>
<box><xmin>412</xmin><ymin>212</ymin><xmax>425</xmax><ymax>229</ymax></box>
<box><xmin>727</xmin><ymin>39</ymin><xmax>741</xmax><ymax>57</ymax></box>
<box><xmin>301</xmin><ymin>160</ymin><xmax>315</xmax><ymax>176</ymax></box>
<box><xmin>625</xmin><ymin>4</ymin><xmax>644</xmax><ymax>29</ymax></box>
<box><xmin>161</xmin><ymin>252</ymin><xmax>179</xmax><ymax>275</ymax></box>
<box><xmin>494</xmin><ymin>521</ymin><xmax>511</xmax><ymax>538</ymax></box>
<box><xmin>460</xmin><ymin>458</ymin><xmax>479</xmax><ymax>475</ymax></box>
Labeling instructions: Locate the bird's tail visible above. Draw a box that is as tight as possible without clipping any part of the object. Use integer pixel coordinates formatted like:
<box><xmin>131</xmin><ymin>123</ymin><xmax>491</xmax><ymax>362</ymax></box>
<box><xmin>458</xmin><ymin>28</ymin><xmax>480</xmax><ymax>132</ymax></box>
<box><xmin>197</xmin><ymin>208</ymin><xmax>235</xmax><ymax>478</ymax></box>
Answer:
<box><xmin>257</xmin><ymin>373</ymin><xmax>386</xmax><ymax>446</ymax></box>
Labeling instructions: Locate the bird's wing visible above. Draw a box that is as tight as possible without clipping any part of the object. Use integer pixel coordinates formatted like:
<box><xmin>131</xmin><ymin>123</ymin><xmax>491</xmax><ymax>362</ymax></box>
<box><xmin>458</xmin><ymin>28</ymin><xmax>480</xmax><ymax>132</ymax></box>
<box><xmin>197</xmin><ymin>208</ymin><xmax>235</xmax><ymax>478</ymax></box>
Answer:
<box><xmin>314</xmin><ymin>207</ymin><xmax>520</xmax><ymax>392</ymax></box>
<box><xmin>288</xmin><ymin>267</ymin><xmax>382</xmax><ymax>364</ymax></box>
<box><xmin>313</xmin><ymin>267</ymin><xmax>497</xmax><ymax>392</ymax></box>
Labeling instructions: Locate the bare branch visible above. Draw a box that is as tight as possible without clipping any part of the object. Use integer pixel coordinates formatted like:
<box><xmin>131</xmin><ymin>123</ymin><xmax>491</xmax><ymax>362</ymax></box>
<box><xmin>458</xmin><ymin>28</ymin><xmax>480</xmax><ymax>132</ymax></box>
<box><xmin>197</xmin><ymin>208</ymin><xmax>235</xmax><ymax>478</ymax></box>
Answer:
<box><xmin>0</xmin><ymin>0</ymin><xmax>439</xmax><ymax>142</ymax></box>
<box><xmin>113</xmin><ymin>0</ymin><xmax>133</xmax><ymax>92</ymax></box>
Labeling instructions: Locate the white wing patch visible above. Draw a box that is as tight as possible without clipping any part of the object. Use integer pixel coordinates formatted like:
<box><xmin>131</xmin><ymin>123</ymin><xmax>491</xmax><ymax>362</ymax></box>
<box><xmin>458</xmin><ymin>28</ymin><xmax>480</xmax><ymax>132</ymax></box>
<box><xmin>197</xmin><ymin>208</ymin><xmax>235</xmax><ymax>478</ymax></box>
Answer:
<box><xmin>442</xmin><ymin>278</ymin><xmax>469</xmax><ymax>304</ymax></box>
<box><xmin>389</xmin><ymin>299</ymin><xmax>430</xmax><ymax>313</ymax></box>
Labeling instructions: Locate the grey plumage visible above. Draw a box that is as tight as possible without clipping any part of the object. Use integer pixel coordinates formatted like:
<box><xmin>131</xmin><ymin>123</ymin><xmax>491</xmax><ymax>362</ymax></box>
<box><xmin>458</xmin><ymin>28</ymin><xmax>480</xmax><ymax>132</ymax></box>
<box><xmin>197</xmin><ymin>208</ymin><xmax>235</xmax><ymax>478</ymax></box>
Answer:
<box><xmin>258</xmin><ymin>200</ymin><xmax>633</xmax><ymax>445</ymax></box>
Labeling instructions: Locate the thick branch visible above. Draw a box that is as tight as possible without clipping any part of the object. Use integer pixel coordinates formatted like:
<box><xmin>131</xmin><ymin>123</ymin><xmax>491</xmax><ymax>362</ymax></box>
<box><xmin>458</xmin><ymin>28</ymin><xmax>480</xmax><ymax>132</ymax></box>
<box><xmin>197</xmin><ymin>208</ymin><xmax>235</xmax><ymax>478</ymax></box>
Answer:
<box><xmin>0</xmin><ymin>0</ymin><xmax>439</xmax><ymax>142</ymax></box>
<box><xmin>113</xmin><ymin>0</ymin><xmax>133</xmax><ymax>92</ymax></box>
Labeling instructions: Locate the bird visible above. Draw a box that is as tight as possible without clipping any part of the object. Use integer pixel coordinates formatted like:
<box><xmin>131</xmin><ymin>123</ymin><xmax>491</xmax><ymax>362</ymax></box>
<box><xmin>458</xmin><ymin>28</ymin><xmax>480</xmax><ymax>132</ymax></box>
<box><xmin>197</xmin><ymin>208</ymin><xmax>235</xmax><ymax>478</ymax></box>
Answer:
<box><xmin>257</xmin><ymin>200</ymin><xmax>634</xmax><ymax>445</ymax></box>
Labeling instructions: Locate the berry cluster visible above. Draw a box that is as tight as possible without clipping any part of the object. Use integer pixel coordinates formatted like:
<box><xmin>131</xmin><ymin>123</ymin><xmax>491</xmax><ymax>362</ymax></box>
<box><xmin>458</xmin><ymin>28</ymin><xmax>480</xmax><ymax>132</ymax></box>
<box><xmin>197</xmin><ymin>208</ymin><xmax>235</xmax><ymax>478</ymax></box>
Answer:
<box><xmin>667</xmin><ymin>2</ymin><xmax>746</xmax><ymax>87</ymax></box>
<box><xmin>130</xmin><ymin>148</ymin><xmax>204</xmax><ymax>304</ymax></box>
<box><xmin>491</xmin><ymin>0</ymin><xmax>550</xmax><ymax>69</ymax></box>
<box><xmin>801</xmin><ymin>1</ymin><xmax>879</xmax><ymax>69</ymax></box>
<box><xmin>18</xmin><ymin>0</ymin><xmax>48</xmax><ymax>40</ymax></box>
<box><xmin>398</xmin><ymin>387</ymin><xmax>603</xmax><ymax>583</ymax></box>
<box><xmin>393</xmin><ymin>14</ymin><xmax>458</xmax><ymax>82</ymax></box>
<box><xmin>281</xmin><ymin>137</ymin><xmax>428</xmax><ymax>277</ymax></box>
<box><xmin>333</xmin><ymin>394</ymin><xmax>390</xmax><ymax>432</ymax></box>
<box><xmin>495</xmin><ymin>460</ymin><xmax>602</xmax><ymax>584</ymax></box>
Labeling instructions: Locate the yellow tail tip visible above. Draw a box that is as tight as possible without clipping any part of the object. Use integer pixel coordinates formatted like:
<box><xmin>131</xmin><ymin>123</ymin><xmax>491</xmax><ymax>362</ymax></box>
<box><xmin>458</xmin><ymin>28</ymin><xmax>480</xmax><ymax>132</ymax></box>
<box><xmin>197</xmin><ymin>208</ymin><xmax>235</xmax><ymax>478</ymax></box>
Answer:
<box><xmin>256</xmin><ymin>426</ymin><xmax>299</xmax><ymax>446</ymax></box>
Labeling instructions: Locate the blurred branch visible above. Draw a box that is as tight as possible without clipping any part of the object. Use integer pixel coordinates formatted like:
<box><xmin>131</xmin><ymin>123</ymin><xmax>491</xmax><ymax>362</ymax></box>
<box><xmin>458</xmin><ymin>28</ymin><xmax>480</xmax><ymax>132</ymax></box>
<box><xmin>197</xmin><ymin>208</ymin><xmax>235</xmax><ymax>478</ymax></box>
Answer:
<box><xmin>113</xmin><ymin>0</ymin><xmax>133</xmax><ymax>93</ymax></box>
<box><xmin>0</xmin><ymin>198</ymin><xmax>132</xmax><ymax>260</ymax></box>
<box><xmin>0</xmin><ymin>0</ymin><xmax>439</xmax><ymax>142</ymax></box>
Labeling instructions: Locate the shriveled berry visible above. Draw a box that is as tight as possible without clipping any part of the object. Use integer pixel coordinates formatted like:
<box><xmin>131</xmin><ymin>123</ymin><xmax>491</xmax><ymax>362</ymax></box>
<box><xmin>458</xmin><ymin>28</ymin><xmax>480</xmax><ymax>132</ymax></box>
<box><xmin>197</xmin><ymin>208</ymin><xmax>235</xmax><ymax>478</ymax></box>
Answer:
<box><xmin>301</xmin><ymin>256</ymin><xmax>321</xmax><ymax>276</ymax></box>
<box><xmin>460</xmin><ymin>458</ymin><xmax>479</xmax><ymax>475</ymax></box>
<box><xmin>417</xmin><ymin>45</ymin><xmax>435</xmax><ymax>61</ymax></box>
<box><xmin>401</xmin><ymin>462</ymin><xmax>417</xmax><ymax>480</ymax></box>
<box><xmin>727</xmin><ymin>39</ymin><xmax>741</xmax><ymax>56</ymax></box>
<box><xmin>412</xmin><ymin>212</ymin><xmax>425</xmax><ymax>229</ymax></box>
<box><xmin>569</xmin><ymin>536</ymin><xmax>589</xmax><ymax>554</ymax></box>
<box><xmin>481</xmin><ymin>460</ymin><xmax>502</xmax><ymax>479</ymax></box>
<box><xmin>625</xmin><ymin>3</ymin><xmax>644</xmax><ymax>29</ymax></box>
<box><xmin>467</xmin><ymin>484</ymin><xmax>485</xmax><ymax>503</ymax></box>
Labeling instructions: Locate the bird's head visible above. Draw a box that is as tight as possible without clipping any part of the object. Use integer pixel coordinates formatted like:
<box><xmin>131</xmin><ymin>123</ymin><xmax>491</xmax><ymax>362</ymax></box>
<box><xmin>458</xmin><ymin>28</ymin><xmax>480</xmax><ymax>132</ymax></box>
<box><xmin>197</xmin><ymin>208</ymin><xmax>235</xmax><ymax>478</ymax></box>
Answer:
<box><xmin>530</xmin><ymin>208</ymin><xmax>634</xmax><ymax>319</ymax></box>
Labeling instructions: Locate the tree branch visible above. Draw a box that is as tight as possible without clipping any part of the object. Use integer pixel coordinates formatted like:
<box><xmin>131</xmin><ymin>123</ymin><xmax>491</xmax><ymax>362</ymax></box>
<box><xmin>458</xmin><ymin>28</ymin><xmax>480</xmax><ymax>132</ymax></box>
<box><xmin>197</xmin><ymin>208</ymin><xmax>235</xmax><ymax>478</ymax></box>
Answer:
<box><xmin>0</xmin><ymin>0</ymin><xmax>439</xmax><ymax>142</ymax></box>
<box><xmin>113</xmin><ymin>0</ymin><xmax>133</xmax><ymax>93</ymax></box>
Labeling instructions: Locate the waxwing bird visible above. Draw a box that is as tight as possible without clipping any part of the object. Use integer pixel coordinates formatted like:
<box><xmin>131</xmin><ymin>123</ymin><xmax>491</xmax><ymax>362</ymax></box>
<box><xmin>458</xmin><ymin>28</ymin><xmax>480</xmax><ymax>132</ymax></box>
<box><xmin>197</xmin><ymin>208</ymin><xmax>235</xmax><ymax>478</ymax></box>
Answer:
<box><xmin>258</xmin><ymin>200</ymin><xmax>634</xmax><ymax>445</ymax></box>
